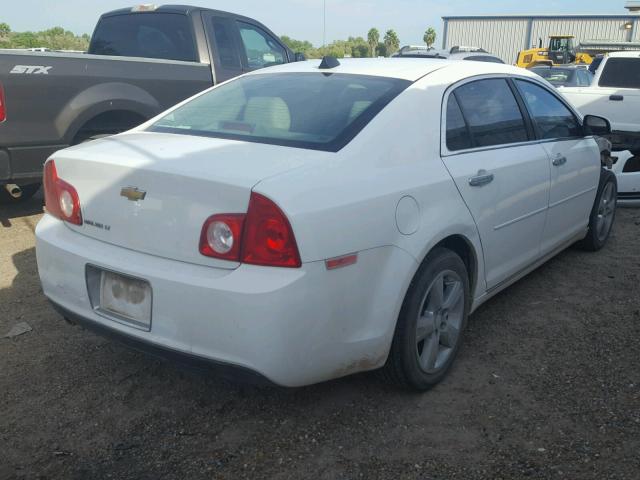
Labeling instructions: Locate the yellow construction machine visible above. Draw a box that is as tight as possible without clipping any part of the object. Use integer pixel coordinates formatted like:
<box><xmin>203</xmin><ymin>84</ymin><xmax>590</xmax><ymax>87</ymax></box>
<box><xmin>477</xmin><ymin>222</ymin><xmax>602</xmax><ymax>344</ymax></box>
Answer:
<box><xmin>516</xmin><ymin>35</ymin><xmax>593</xmax><ymax>68</ymax></box>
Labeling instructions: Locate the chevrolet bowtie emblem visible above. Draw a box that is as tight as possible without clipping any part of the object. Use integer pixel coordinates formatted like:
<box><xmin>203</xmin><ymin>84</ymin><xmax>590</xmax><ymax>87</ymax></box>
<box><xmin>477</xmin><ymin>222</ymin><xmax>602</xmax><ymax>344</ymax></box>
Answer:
<box><xmin>120</xmin><ymin>187</ymin><xmax>147</xmax><ymax>202</ymax></box>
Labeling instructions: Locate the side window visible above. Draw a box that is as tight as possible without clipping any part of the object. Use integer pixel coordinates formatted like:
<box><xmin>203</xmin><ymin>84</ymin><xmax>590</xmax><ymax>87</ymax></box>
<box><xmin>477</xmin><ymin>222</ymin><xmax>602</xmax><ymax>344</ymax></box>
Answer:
<box><xmin>89</xmin><ymin>13</ymin><xmax>197</xmax><ymax>62</ymax></box>
<box><xmin>515</xmin><ymin>80</ymin><xmax>581</xmax><ymax>140</ymax></box>
<box><xmin>598</xmin><ymin>58</ymin><xmax>640</xmax><ymax>89</ymax></box>
<box><xmin>453</xmin><ymin>79</ymin><xmax>528</xmax><ymax>148</ymax></box>
<box><xmin>577</xmin><ymin>70</ymin><xmax>592</xmax><ymax>87</ymax></box>
<box><xmin>211</xmin><ymin>17</ymin><xmax>241</xmax><ymax>69</ymax></box>
<box><xmin>237</xmin><ymin>22</ymin><xmax>286</xmax><ymax>70</ymax></box>
<box><xmin>446</xmin><ymin>95</ymin><xmax>472</xmax><ymax>151</ymax></box>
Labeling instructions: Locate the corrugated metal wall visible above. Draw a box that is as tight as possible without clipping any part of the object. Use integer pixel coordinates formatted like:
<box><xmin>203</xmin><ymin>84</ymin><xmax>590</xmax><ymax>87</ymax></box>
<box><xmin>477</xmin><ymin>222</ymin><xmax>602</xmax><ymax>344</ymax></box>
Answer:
<box><xmin>530</xmin><ymin>18</ymin><xmax>632</xmax><ymax>46</ymax></box>
<box><xmin>444</xmin><ymin>16</ymin><xmax>640</xmax><ymax>64</ymax></box>
<box><xmin>445</xmin><ymin>19</ymin><xmax>529</xmax><ymax>64</ymax></box>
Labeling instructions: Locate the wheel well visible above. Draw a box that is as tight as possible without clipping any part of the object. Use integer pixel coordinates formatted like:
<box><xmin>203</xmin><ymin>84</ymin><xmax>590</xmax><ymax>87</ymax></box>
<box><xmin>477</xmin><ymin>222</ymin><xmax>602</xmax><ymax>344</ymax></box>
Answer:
<box><xmin>434</xmin><ymin>235</ymin><xmax>477</xmax><ymax>293</ymax></box>
<box><xmin>72</xmin><ymin>110</ymin><xmax>148</xmax><ymax>145</ymax></box>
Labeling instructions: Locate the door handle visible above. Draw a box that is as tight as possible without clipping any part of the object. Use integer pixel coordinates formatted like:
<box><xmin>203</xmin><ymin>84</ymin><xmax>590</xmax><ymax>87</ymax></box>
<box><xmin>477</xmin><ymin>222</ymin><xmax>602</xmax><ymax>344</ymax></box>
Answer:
<box><xmin>609</xmin><ymin>95</ymin><xmax>624</xmax><ymax>101</ymax></box>
<box><xmin>552</xmin><ymin>155</ymin><xmax>567</xmax><ymax>166</ymax></box>
<box><xmin>468</xmin><ymin>170</ymin><xmax>494</xmax><ymax>187</ymax></box>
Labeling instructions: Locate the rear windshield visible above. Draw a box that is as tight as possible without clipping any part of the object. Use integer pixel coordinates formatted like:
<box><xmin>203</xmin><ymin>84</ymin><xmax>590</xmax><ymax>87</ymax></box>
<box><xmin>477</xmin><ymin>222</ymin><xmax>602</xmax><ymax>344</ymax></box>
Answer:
<box><xmin>149</xmin><ymin>73</ymin><xmax>410</xmax><ymax>152</ymax></box>
<box><xmin>531</xmin><ymin>68</ymin><xmax>575</xmax><ymax>86</ymax></box>
<box><xmin>599</xmin><ymin>58</ymin><xmax>640</xmax><ymax>89</ymax></box>
<box><xmin>89</xmin><ymin>13</ymin><xmax>197</xmax><ymax>62</ymax></box>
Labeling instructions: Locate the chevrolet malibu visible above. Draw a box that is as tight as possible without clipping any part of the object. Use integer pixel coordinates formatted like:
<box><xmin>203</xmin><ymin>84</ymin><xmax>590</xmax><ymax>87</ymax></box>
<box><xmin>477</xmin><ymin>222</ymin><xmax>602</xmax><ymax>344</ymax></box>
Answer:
<box><xmin>36</xmin><ymin>58</ymin><xmax>617</xmax><ymax>390</ymax></box>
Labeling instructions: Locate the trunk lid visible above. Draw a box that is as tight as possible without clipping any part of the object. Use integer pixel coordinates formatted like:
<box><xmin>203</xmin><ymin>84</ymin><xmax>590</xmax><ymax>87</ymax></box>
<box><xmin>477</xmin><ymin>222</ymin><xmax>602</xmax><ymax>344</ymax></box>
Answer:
<box><xmin>53</xmin><ymin>132</ymin><xmax>320</xmax><ymax>269</ymax></box>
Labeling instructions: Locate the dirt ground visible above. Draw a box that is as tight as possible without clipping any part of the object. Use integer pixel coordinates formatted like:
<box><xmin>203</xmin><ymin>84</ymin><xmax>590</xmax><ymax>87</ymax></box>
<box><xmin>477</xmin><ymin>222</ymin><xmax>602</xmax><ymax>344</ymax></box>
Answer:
<box><xmin>1</xmin><ymin>189</ymin><xmax>639</xmax><ymax>480</ymax></box>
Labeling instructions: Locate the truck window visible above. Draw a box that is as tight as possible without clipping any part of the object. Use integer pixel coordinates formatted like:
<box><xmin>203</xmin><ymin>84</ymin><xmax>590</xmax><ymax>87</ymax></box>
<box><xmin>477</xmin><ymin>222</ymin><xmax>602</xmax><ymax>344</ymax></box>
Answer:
<box><xmin>89</xmin><ymin>13</ymin><xmax>197</xmax><ymax>62</ymax></box>
<box><xmin>599</xmin><ymin>58</ymin><xmax>640</xmax><ymax>89</ymax></box>
<box><xmin>237</xmin><ymin>22</ymin><xmax>286</xmax><ymax>70</ymax></box>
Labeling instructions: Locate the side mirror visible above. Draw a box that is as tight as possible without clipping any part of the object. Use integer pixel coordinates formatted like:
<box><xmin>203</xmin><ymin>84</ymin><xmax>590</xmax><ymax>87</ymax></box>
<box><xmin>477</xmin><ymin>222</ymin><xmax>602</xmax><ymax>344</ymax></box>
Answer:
<box><xmin>583</xmin><ymin>115</ymin><xmax>611</xmax><ymax>136</ymax></box>
<box><xmin>294</xmin><ymin>52</ymin><xmax>306</xmax><ymax>62</ymax></box>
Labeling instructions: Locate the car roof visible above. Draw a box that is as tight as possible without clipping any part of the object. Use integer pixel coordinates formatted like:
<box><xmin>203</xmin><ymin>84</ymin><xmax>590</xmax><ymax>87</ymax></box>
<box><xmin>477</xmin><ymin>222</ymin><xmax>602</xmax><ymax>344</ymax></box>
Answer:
<box><xmin>607</xmin><ymin>51</ymin><xmax>640</xmax><ymax>58</ymax></box>
<box><xmin>101</xmin><ymin>4</ymin><xmax>258</xmax><ymax>23</ymax></box>
<box><xmin>247</xmin><ymin>57</ymin><xmax>535</xmax><ymax>83</ymax></box>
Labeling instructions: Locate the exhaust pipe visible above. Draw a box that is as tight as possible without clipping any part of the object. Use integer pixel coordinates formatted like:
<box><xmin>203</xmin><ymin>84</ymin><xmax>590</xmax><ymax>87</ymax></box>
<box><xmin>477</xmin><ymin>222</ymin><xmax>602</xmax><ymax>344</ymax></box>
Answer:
<box><xmin>4</xmin><ymin>184</ymin><xmax>22</xmax><ymax>199</ymax></box>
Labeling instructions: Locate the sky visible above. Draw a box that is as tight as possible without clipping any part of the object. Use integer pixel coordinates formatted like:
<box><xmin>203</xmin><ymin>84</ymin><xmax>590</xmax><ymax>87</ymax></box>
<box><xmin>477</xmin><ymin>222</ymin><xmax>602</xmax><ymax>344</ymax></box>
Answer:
<box><xmin>1</xmin><ymin>0</ymin><xmax>634</xmax><ymax>47</ymax></box>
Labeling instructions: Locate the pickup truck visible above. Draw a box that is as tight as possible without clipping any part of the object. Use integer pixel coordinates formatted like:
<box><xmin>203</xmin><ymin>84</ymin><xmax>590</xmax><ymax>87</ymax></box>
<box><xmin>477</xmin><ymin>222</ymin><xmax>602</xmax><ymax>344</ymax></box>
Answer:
<box><xmin>0</xmin><ymin>4</ymin><xmax>301</xmax><ymax>203</ymax></box>
<box><xmin>560</xmin><ymin>51</ymin><xmax>640</xmax><ymax>155</ymax></box>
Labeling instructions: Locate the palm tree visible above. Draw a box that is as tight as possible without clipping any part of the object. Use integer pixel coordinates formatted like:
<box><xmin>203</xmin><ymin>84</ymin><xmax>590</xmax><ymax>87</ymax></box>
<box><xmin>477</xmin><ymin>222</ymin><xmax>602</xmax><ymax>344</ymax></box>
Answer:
<box><xmin>423</xmin><ymin>27</ymin><xmax>436</xmax><ymax>49</ymax></box>
<box><xmin>384</xmin><ymin>29</ymin><xmax>400</xmax><ymax>57</ymax></box>
<box><xmin>367</xmin><ymin>28</ymin><xmax>379</xmax><ymax>58</ymax></box>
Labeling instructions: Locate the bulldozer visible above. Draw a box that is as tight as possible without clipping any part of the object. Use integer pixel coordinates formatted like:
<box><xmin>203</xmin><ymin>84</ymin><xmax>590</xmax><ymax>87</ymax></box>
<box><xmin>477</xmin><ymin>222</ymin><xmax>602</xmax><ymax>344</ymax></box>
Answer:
<box><xmin>516</xmin><ymin>35</ymin><xmax>593</xmax><ymax>68</ymax></box>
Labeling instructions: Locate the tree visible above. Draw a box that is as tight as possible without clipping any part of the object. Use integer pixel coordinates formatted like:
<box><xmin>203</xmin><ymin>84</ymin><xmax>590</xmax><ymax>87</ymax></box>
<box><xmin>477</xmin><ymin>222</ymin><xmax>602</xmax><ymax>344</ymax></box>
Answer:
<box><xmin>367</xmin><ymin>28</ymin><xmax>379</xmax><ymax>57</ymax></box>
<box><xmin>423</xmin><ymin>27</ymin><xmax>436</xmax><ymax>49</ymax></box>
<box><xmin>0</xmin><ymin>23</ymin><xmax>10</xmax><ymax>38</ymax></box>
<box><xmin>280</xmin><ymin>35</ymin><xmax>313</xmax><ymax>54</ymax></box>
<box><xmin>383</xmin><ymin>29</ymin><xmax>400</xmax><ymax>57</ymax></box>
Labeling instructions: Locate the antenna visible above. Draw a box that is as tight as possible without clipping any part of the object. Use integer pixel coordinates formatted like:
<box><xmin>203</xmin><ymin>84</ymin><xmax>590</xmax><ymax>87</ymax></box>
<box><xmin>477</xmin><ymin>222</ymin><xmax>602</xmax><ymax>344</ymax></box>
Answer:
<box><xmin>323</xmin><ymin>0</ymin><xmax>327</xmax><ymax>47</ymax></box>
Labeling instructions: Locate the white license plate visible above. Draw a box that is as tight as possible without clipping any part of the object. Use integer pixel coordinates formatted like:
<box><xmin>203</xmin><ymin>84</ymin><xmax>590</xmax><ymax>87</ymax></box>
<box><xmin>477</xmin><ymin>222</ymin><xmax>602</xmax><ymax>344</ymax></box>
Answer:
<box><xmin>99</xmin><ymin>271</ymin><xmax>152</xmax><ymax>329</ymax></box>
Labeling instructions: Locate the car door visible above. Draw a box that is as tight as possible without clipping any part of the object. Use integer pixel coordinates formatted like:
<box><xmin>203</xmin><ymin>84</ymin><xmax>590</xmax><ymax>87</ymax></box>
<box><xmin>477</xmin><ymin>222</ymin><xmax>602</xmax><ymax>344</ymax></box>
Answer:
<box><xmin>441</xmin><ymin>78</ymin><xmax>551</xmax><ymax>290</ymax></box>
<box><xmin>594</xmin><ymin>56</ymin><xmax>640</xmax><ymax>132</ymax></box>
<box><xmin>203</xmin><ymin>14</ymin><xmax>244</xmax><ymax>83</ymax></box>
<box><xmin>514</xmin><ymin>79</ymin><xmax>601</xmax><ymax>254</ymax></box>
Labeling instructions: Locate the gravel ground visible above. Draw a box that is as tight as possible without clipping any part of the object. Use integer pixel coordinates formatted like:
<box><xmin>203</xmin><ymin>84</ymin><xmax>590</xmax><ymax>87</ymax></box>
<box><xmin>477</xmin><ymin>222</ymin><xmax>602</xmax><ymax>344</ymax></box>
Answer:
<box><xmin>1</xmin><ymin>190</ymin><xmax>639</xmax><ymax>480</ymax></box>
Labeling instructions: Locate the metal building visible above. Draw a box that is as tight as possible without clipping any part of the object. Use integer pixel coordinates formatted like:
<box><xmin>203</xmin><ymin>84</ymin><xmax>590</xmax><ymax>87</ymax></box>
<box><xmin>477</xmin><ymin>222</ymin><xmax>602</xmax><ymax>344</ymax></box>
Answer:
<box><xmin>442</xmin><ymin>4</ymin><xmax>640</xmax><ymax>64</ymax></box>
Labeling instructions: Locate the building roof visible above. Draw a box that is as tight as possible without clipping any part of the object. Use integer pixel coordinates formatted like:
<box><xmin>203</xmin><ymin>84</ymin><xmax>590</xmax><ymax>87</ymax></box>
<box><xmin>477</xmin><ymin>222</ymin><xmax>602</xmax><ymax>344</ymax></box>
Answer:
<box><xmin>442</xmin><ymin>14</ymin><xmax>639</xmax><ymax>20</ymax></box>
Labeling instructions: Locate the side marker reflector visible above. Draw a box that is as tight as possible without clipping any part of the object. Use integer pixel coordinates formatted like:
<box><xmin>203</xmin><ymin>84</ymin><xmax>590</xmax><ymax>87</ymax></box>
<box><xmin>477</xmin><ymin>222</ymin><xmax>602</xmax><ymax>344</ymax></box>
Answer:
<box><xmin>325</xmin><ymin>253</ymin><xmax>358</xmax><ymax>270</ymax></box>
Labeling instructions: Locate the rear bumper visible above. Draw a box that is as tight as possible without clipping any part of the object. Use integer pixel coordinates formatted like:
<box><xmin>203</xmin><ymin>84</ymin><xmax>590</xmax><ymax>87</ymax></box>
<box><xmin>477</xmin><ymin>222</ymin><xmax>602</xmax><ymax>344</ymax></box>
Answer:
<box><xmin>50</xmin><ymin>300</ymin><xmax>275</xmax><ymax>386</ymax></box>
<box><xmin>35</xmin><ymin>214</ymin><xmax>415</xmax><ymax>387</ymax></box>
<box><xmin>0</xmin><ymin>144</ymin><xmax>66</xmax><ymax>183</ymax></box>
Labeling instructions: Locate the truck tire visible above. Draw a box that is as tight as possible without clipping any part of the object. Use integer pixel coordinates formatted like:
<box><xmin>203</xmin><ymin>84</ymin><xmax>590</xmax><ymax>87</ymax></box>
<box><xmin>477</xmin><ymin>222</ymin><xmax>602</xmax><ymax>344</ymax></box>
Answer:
<box><xmin>381</xmin><ymin>247</ymin><xmax>470</xmax><ymax>391</ymax></box>
<box><xmin>0</xmin><ymin>183</ymin><xmax>41</xmax><ymax>205</ymax></box>
<box><xmin>575</xmin><ymin>169</ymin><xmax>617</xmax><ymax>251</ymax></box>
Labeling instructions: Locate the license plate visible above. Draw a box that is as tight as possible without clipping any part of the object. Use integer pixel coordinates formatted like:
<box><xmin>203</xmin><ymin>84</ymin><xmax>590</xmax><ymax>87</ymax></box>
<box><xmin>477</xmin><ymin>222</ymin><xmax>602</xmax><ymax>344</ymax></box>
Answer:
<box><xmin>99</xmin><ymin>270</ymin><xmax>152</xmax><ymax>330</ymax></box>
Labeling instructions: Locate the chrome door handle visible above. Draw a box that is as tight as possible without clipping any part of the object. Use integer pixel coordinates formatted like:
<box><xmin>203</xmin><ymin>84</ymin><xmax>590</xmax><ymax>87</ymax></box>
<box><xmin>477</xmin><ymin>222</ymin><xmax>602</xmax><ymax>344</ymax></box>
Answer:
<box><xmin>552</xmin><ymin>155</ymin><xmax>567</xmax><ymax>166</ymax></box>
<box><xmin>469</xmin><ymin>171</ymin><xmax>494</xmax><ymax>187</ymax></box>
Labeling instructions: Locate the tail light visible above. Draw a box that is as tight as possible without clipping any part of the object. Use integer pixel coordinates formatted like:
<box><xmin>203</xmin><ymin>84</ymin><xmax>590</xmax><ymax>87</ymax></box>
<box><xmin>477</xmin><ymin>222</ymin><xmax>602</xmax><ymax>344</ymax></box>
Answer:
<box><xmin>199</xmin><ymin>192</ymin><xmax>301</xmax><ymax>268</ymax></box>
<box><xmin>0</xmin><ymin>82</ymin><xmax>6</xmax><ymax>122</ymax></box>
<box><xmin>43</xmin><ymin>160</ymin><xmax>83</xmax><ymax>225</ymax></box>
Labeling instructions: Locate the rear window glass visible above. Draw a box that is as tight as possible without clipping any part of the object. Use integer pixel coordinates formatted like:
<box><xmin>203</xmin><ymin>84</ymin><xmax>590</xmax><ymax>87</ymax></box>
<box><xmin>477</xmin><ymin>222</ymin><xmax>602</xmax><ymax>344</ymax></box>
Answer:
<box><xmin>463</xmin><ymin>55</ymin><xmax>504</xmax><ymax>64</ymax></box>
<box><xmin>89</xmin><ymin>13</ymin><xmax>197</xmax><ymax>62</ymax></box>
<box><xmin>599</xmin><ymin>58</ymin><xmax>640</xmax><ymax>89</ymax></box>
<box><xmin>149</xmin><ymin>73</ymin><xmax>410</xmax><ymax>152</ymax></box>
<box><xmin>531</xmin><ymin>68</ymin><xmax>575</xmax><ymax>87</ymax></box>
<box><xmin>453</xmin><ymin>79</ymin><xmax>528</xmax><ymax>148</ymax></box>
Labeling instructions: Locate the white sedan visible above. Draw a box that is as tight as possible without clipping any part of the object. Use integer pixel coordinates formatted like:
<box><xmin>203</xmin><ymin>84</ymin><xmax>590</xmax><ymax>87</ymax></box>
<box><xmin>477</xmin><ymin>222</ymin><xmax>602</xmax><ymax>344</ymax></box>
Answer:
<box><xmin>36</xmin><ymin>58</ymin><xmax>617</xmax><ymax>390</ymax></box>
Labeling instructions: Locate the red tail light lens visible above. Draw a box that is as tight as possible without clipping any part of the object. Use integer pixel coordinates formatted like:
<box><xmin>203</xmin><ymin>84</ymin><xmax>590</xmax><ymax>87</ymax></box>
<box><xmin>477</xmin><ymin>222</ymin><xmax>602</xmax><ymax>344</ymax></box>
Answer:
<box><xmin>241</xmin><ymin>193</ymin><xmax>301</xmax><ymax>268</ymax></box>
<box><xmin>43</xmin><ymin>160</ymin><xmax>83</xmax><ymax>225</ymax></box>
<box><xmin>0</xmin><ymin>82</ymin><xmax>6</xmax><ymax>122</ymax></box>
<box><xmin>199</xmin><ymin>192</ymin><xmax>301</xmax><ymax>268</ymax></box>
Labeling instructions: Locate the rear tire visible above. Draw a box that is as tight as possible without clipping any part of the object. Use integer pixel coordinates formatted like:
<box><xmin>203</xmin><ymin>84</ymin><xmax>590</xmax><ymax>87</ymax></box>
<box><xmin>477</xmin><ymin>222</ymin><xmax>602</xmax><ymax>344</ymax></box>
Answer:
<box><xmin>381</xmin><ymin>247</ymin><xmax>470</xmax><ymax>391</ymax></box>
<box><xmin>576</xmin><ymin>169</ymin><xmax>617</xmax><ymax>251</ymax></box>
<box><xmin>0</xmin><ymin>183</ymin><xmax>41</xmax><ymax>204</ymax></box>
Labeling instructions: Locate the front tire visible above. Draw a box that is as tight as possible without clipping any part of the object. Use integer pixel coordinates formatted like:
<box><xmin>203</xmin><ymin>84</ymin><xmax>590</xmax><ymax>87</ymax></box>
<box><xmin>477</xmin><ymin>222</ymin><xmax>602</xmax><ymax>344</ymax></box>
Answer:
<box><xmin>382</xmin><ymin>247</ymin><xmax>470</xmax><ymax>391</ymax></box>
<box><xmin>576</xmin><ymin>169</ymin><xmax>617</xmax><ymax>251</ymax></box>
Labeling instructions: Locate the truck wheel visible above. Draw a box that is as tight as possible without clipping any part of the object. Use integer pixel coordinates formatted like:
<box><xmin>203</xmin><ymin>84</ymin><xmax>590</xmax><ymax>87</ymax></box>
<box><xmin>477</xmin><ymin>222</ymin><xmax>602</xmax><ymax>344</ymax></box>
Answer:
<box><xmin>576</xmin><ymin>169</ymin><xmax>617</xmax><ymax>251</ymax></box>
<box><xmin>0</xmin><ymin>183</ymin><xmax>41</xmax><ymax>205</ymax></box>
<box><xmin>381</xmin><ymin>247</ymin><xmax>470</xmax><ymax>391</ymax></box>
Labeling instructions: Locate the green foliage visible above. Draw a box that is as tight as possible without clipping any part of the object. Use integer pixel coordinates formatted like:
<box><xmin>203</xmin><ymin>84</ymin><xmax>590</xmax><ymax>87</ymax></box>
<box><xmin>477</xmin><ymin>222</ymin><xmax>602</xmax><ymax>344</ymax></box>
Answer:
<box><xmin>423</xmin><ymin>27</ymin><xmax>436</xmax><ymax>48</ymax></box>
<box><xmin>0</xmin><ymin>23</ymin><xmax>11</xmax><ymax>37</ymax></box>
<box><xmin>383</xmin><ymin>29</ymin><xmax>400</xmax><ymax>57</ymax></box>
<box><xmin>0</xmin><ymin>24</ymin><xmax>89</xmax><ymax>51</ymax></box>
<box><xmin>280</xmin><ymin>35</ymin><xmax>371</xmax><ymax>59</ymax></box>
<box><xmin>280</xmin><ymin>35</ymin><xmax>313</xmax><ymax>53</ymax></box>
<box><xmin>367</xmin><ymin>28</ymin><xmax>379</xmax><ymax>57</ymax></box>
